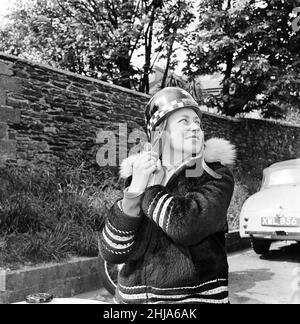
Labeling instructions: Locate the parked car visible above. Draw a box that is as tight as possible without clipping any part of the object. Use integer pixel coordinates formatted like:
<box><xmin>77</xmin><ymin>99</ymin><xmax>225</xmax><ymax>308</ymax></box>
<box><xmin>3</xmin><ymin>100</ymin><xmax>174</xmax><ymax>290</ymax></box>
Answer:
<box><xmin>239</xmin><ymin>158</ymin><xmax>300</xmax><ymax>254</ymax></box>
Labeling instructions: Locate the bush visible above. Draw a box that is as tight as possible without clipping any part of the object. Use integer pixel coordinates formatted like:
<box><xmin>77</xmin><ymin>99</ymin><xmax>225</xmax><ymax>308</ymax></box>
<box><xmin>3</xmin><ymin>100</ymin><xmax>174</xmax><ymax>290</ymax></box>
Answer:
<box><xmin>227</xmin><ymin>170</ymin><xmax>261</xmax><ymax>230</ymax></box>
<box><xmin>0</xmin><ymin>163</ymin><xmax>261</xmax><ymax>269</ymax></box>
<box><xmin>0</xmin><ymin>165</ymin><xmax>122</xmax><ymax>270</ymax></box>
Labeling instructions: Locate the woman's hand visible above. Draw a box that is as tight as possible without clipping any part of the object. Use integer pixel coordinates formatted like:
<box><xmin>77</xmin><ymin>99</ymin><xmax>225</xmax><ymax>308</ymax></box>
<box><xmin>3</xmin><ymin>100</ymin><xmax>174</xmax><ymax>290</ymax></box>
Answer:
<box><xmin>147</xmin><ymin>159</ymin><xmax>164</xmax><ymax>187</ymax></box>
<box><xmin>128</xmin><ymin>150</ymin><xmax>159</xmax><ymax>194</ymax></box>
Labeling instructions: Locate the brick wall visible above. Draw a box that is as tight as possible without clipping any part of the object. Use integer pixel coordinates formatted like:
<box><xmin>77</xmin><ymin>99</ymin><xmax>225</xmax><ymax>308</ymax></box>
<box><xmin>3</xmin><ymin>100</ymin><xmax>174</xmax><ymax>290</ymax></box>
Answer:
<box><xmin>0</xmin><ymin>52</ymin><xmax>299</xmax><ymax>177</ymax></box>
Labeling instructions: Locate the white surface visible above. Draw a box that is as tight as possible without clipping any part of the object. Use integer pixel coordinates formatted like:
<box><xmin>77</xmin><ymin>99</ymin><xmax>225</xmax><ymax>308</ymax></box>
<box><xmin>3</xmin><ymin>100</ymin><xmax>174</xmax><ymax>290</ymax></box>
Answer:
<box><xmin>239</xmin><ymin>184</ymin><xmax>300</xmax><ymax>239</ymax></box>
<box><xmin>14</xmin><ymin>298</ymin><xmax>108</xmax><ymax>304</ymax></box>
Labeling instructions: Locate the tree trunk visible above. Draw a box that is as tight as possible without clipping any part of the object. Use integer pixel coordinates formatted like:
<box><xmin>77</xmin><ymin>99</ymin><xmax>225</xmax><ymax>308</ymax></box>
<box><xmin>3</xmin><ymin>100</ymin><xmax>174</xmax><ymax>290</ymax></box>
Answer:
<box><xmin>115</xmin><ymin>0</ymin><xmax>133</xmax><ymax>89</ymax></box>
<box><xmin>116</xmin><ymin>56</ymin><xmax>132</xmax><ymax>89</ymax></box>
<box><xmin>142</xmin><ymin>29</ymin><xmax>153</xmax><ymax>94</ymax></box>
<box><xmin>161</xmin><ymin>37</ymin><xmax>175</xmax><ymax>89</ymax></box>
<box><xmin>222</xmin><ymin>52</ymin><xmax>234</xmax><ymax>114</ymax></box>
<box><xmin>140</xmin><ymin>5</ymin><xmax>157</xmax><ymax>94</ymax></box>
<box><xmin>222</xmin><ymin>0</ymin><xmax>234</xmax><ymax>114</ymax></box>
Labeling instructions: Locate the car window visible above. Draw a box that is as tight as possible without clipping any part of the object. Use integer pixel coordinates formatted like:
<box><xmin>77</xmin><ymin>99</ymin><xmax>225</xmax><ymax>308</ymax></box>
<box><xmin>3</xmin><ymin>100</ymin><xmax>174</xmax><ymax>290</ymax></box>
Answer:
<box><xmin>263</xmin><ymin>168</ymin><xmax>300</xmax><ymax>187</ymax></box>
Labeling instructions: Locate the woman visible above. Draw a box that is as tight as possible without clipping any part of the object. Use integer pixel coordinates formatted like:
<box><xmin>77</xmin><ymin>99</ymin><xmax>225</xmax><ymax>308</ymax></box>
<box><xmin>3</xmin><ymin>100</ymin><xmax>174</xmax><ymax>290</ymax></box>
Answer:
<box><xmin>99</xmin><ymin>87</ymin><xmax>236</xmax><ymax>304</ymax></box>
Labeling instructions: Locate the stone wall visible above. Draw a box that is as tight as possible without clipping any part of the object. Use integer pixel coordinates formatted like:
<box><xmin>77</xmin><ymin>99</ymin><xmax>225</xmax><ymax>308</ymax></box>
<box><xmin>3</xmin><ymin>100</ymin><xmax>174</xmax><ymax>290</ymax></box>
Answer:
<box><xmin>201</xmin><ymin>113</ymin><xmax>300</xmax><ymax>176</ymax></box>
<box><xmin>0</xmin><ymin>52</ymin><xmax>299</xmax><ymax>177</ymax></box>
<box><xmin>0</xmin><ymin>257</ymin><xmax>104</xmax><ymax>304</ymax></box>
<box><xmin>0</xmin><ymin>53</ymin><xmax>149</xmax><ymax>172</ymax></box>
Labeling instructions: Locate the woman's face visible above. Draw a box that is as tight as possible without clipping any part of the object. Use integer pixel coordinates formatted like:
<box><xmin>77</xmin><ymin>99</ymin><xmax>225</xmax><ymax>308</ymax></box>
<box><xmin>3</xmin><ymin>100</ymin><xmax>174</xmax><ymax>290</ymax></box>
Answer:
<box><xmin>165</xmin><ymin>108</ymin><xmax>204</xmax><ymax>157</ymax></box>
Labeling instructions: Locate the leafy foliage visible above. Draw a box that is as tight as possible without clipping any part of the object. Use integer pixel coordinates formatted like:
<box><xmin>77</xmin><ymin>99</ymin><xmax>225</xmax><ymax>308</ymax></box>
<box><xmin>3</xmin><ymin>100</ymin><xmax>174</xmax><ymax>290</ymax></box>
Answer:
<box><xmin>0</xmin><ymin>0</ymin><xmax>298</xmax><ymax>115</ymax></box>
<box><xmin>228</xmin><ymin>169</ymin><xmax>261</xmax><ymax>230</ymax></box>
<box><xmin>154</xmin><ymin>0</ymin><xmax>195</xmax><ymax>89</ymax></box>
<box><xmin>0</xmin><ymin>165</ymin><xmax>122</xmax><ymax>269</ymax></box>
<box><xmin>0</xmin><ymin>163</ymin><xmax>257</xmax><ymax>268</ymax></box>
<box><xmin>184</xmin><ymin>0</ymin><xmax>300</xmax><ymax>118</ymax></box>
<box><xmin>0</xmin><ymin>0</ymin><xmax>194</xmax><ymax>92</ymax></box>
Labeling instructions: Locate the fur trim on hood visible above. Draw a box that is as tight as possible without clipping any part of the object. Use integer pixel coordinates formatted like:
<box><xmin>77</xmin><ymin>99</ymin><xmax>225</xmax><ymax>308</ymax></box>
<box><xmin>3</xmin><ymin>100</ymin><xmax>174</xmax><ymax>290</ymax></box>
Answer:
<box><xmin>119</xmin><ymin>137</ymin><xmax>236</xmax><ymax>179</ymax></box>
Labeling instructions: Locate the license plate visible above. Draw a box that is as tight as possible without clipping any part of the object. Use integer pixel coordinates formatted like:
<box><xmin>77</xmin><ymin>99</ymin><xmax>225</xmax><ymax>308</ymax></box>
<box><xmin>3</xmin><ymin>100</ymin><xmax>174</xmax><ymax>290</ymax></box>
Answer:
<box><xmin>261</xmin><ymin>217</ymin><xmax>300</xmax><ymax>227</ymax></box>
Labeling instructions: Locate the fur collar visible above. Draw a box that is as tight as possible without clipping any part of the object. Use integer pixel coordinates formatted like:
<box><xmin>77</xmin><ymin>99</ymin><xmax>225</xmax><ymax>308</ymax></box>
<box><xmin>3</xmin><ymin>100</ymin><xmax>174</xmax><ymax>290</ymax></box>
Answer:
<box><xmin>119</xmin><ymin>137</ymin><xmax>236</xmax><ymax>179</ymax></box>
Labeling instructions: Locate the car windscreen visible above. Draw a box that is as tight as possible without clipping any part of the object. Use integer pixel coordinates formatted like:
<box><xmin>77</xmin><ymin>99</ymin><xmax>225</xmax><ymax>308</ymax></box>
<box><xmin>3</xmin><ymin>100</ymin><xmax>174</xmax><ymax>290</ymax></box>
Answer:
<box><xmin>263</xmin><ymin>168</ymin><xmax>300</xmax><ymax>187</ymax></box>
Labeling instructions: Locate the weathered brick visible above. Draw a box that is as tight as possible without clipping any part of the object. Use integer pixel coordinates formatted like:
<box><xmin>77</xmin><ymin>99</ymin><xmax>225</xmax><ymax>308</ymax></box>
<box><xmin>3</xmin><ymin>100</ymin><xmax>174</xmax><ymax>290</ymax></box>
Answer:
<box><xmin>76</xmin><ymin>273</ymin><xmax>102</xmax><ymax>294</ymax></box>
<box><xmin>0</xmin><ymin>75</ymin><xmax>22</xmax><ymax>92</ymax></box>
<box><xmin>44</xmin><ymin>126</ymin><xmax>57</xmax><ymax>134</ymax></box>
<box><xmin>0</xmin><ymin>270</ymin><xmax>6</xmax><ymax>292</ymax></box>
<box><xmin>0</xmin><ymin>106</ymin><xmax>21</xmax><ymax>123</ymax></box>
<box><xmin>5</xmin><ymin>271</ymin><xmax>25</xmax><ymax>291</ymax></box>
<box><xmin>14</xmin><ymin>69</ymin><xmax>29</xmax><ymax>78</ymax></box>
<box><xmin>2</xmin><ymin>286</ymin><xmax>42</xmax><ymax>304</ymax></box>
<box><xmin>0</xmin><ymin>291</ymin><xmax>10</xmax><ymax>304</ymax></box>
<box><xmin>91</xmin><ymin>102</ymin><xmax>111</xmax><ymax>113</ymax></box>
<box><xmin>91</xmin><ymin>91</ymin><xmax>108</xmax><ymax>101</ymax></box>
<box><xmin>0</xmin><ymin>61</ymin><xmax>14</xmax><ymax>76</ymax></box>
<box><xmin>51</xmin><ymin>80</ymin><xmax>69</xmax><ymax>89</ymax></box>
<box><xmin>79</xmin><ymin>258</ymin><xmax>99</xmax><ymax>276</ymax></box>
<box><xmin>0</xmin><ymin>122</ymin><xmax>8</xmax><ymax>139</ymax></box>
<box><xmin>68</xmin><ymin>85</ymin><xmax>86</xmax><ymax>94</ymax></box>
<box><xmin>0</xmin><ymin>140</ymin><xmax>17</xmax><ymax>159</ymax></box>
<box><xmin>6</xmin><ymin>97</ymin><xmax>29</xmax><ymax>109</ymax></box>
<box><xmin>56</xmin><ymin>261</ymin><xmax>77</xmax><ymax>280</ymax></box>
<box><xmin>72</xmin><ymin>82</ymin><xmax>96</xmax><ymax>92</ymax></box>
<box><xmin>0</xmin><ymin>89</ymin><xmax>6</xmax><ymax>106</ymax></box>
<box><xmin>54</xmin><ymin>115</ymin><xmax>75</xmax><ymax>123</ymax></box>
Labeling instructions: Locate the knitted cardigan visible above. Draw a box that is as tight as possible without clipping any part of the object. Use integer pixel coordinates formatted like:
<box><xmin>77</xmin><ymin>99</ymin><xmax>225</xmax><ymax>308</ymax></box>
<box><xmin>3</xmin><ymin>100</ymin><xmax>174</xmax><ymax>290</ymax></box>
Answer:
<box><xmin>99</xmin><ymin>138</ymin><xmax>236</xmax><ymax>304</ymax></box>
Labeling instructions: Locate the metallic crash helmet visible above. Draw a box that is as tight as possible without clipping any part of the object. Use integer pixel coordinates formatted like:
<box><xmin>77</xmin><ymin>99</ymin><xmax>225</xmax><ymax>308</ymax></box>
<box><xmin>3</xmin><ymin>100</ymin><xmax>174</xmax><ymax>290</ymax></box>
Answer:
<box><xmin>144</xmin><ymin>87</ymin><xmax>202</xmax><ymax>140</ymax></box>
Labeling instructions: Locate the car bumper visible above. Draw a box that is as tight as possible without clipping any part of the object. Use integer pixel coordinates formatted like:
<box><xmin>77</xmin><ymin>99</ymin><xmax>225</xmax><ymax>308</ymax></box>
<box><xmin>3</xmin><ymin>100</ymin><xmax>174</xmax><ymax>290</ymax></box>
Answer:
<box><xmin>243</xmin><ymin>230</ymin><xmax>300</xmax><ymax>241</ymax></box>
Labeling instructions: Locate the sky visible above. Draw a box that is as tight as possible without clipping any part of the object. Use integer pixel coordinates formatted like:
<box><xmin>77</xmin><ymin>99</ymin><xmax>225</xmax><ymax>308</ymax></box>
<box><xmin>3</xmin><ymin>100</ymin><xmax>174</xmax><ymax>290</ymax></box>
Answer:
<box><xmin>0</xmin><ymin>0</ymin><xmax>187</xmax><ymax>74</ymax></box>
<box><xmin>0</xmin><ymin>0</ymin><xmax>15</xmax><ymax>26</ymax></box>
<box><xmin>0</xmin><ymin>0</ymin><xmax>13</xmax><ymax>15</ymax></box>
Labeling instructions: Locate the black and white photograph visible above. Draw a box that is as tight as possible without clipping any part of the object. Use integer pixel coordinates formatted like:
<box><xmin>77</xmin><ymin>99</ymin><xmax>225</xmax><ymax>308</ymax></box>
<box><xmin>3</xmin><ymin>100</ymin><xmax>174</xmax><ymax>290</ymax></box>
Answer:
<box><xmin>0</xmin><ymin>0</ymin><xmax>299</xmax><ymax>307</ymax></box>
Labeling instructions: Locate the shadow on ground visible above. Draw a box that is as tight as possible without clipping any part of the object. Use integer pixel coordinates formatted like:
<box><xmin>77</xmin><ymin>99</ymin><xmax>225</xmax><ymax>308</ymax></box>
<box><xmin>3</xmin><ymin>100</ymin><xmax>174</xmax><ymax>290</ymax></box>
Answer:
<box><xmin>260</xmin><ymin>242</ymin><xmax>300</xmax><ymax>263</ymax></box>
<box><xmin>229</xmin><ymin>268</ymin><xmax>274</xmax><ymax>304</ymax></box>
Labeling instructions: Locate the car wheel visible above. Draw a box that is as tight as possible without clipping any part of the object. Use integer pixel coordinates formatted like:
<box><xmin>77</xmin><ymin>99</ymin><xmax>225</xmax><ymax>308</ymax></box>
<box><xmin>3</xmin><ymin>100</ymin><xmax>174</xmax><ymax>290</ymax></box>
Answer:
<box><xmin>251</xmin><ymin>238</ymin><xmax>271</xmax><ymax>255</ymax></box>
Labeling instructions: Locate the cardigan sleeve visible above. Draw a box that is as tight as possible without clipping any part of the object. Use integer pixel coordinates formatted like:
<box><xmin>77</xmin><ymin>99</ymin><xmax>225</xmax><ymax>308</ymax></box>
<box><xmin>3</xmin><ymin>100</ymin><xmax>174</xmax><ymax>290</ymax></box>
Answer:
<box><xmin>141</xmin><ymin>164</ymin><xmax>234</xmax><ymax>247</ymax></box>
<box><xmin>98</xmin><ymin>178</ymin><xmax>143</xmax><ymax>264</ymax></box>
<box><xmin>121</xmin><ymin>187</ymin><xmax>144</xmax><ymax>217</ymax></box>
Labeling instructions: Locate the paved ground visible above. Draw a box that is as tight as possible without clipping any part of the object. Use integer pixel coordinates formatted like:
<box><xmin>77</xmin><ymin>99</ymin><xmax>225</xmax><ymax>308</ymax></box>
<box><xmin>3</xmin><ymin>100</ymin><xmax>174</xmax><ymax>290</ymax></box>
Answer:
<box><xmin>74</xmin><ymin>241</ymin><xmax>300</xmax><ymax>304</ymax></box>
<box><xmin>74</xmin><ymin>287</ymin><xmax>114</xmax><ymax>304</ymax></box>
<box><xmin>229</xmin><ymin>241</ymin><xmax>300</xmax><ymax>304</ymax></box>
